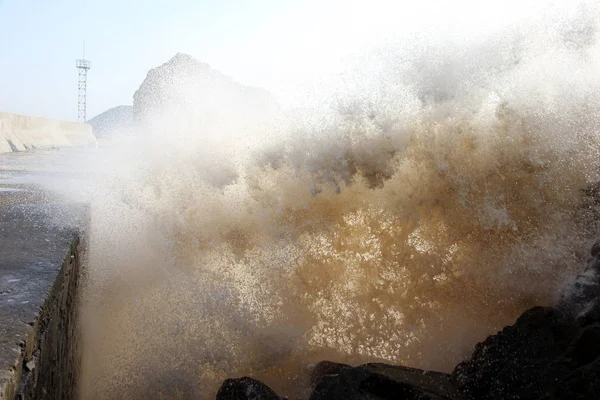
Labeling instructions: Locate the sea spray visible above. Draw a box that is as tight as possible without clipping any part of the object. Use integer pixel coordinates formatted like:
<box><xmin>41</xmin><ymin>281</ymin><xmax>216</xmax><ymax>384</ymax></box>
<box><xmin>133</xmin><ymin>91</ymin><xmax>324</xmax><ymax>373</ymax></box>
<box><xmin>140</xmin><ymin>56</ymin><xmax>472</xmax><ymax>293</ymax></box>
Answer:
<box><xmin>78</xmin><ymin>3</ymin><xmax>600</xmax><ymax>398</ymax></box>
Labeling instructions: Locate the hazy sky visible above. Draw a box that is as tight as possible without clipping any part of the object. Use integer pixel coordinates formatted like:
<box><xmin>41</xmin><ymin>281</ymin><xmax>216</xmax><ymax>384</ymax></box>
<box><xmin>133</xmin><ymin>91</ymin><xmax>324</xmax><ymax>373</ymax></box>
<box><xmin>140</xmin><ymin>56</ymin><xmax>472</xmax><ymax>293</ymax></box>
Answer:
<box><xmin>0</xmin><ymin>0</ymin><xmax>551</xmax><ymax>121</ymax></box>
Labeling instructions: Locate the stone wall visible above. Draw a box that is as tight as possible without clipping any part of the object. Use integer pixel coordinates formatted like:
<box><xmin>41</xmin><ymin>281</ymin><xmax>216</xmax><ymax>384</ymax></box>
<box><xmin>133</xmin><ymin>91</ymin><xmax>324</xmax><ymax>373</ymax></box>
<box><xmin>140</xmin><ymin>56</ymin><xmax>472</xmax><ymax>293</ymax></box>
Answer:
<box><xmin>19</xmin><ymin>239</ymin><xmax>82</xmax><ymax>399</ymax></box>
<box><xmin>0</xmin><ymin>203</ymin><xmax>84</xmax><ymax>400</ymax></box>
<box><xmin>0</xmin><ymin>112</ymin><xmax>96</xmax><ymax>153</ymax></box>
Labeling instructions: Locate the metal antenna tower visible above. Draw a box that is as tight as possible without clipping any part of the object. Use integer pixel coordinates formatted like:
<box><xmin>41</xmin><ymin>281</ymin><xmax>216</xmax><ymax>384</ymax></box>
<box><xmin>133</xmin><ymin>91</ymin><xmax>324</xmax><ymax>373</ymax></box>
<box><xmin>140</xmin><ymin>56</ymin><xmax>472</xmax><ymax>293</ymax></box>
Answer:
<box><xmin>76</xmin><ymin>42</ymin><xmax>91</xmax><ymax>122</ymax></box>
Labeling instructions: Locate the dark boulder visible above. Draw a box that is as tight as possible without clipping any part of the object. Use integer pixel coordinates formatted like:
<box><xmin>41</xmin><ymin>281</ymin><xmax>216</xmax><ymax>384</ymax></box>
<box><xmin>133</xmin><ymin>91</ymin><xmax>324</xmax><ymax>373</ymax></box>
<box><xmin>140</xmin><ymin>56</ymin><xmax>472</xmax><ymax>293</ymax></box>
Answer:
<box><xmin>215</xmin><ymin>241</ymin><xmax>600</xmax><ymax>399</ymax></box>
<box><xmin>309</xmin><ymin>361</ymin><xmax>351</xmax><ymax>390</ymax></box>
<box><xmin>452</xmin><ymin>241</ymin><xmax>600</xmax><ymax>400</ymax></box>
<box><xmin>451</xmin><ymin>306</ymin><xmax>577</xmax><ymax>399</ymax></box>
<box><xmin>216</xmin><ymin>377</ymin><xmax>285</xmax><ymax>400</ymax></box>
<box><xmin>309</xmin><ymin>363</ymin><xmax>459</xmax><ymax>400</ymax></box>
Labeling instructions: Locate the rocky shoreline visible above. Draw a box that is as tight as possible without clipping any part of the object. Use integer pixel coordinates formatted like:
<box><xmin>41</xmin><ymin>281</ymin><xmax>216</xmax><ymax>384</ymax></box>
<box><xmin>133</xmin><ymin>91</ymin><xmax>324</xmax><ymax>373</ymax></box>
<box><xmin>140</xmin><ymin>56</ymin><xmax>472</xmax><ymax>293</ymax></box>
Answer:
<box><xmin>215</xmin><ymin>242</ymin><xmax>600</xmax><ymax>400</ymax></box>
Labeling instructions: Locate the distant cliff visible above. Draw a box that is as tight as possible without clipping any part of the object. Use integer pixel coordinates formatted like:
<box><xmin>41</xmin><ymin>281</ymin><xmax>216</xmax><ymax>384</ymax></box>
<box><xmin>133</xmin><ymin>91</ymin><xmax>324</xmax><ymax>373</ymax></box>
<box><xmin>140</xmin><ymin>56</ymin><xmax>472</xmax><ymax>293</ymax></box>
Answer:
<box><xmin>133</xmin><ymin>53</ymin><xmax>280</xmax><ymax>131</ymax></box>
<box><xmin>0</xmin><ymin>112</ymin><xmax>96</xmax><ymax>153</ymax></box>
<box><xmin>88</xmin><ymin>105</ymin><xmax>133</xmax><ymax>139</ymax></box>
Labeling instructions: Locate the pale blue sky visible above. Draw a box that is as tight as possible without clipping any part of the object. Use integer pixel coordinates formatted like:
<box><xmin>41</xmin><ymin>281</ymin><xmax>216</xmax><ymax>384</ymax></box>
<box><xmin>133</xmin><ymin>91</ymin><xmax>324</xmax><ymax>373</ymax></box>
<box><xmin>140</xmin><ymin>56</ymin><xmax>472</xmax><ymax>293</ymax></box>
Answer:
<box><xmin>0</xmin><ymin>0</ymin><xmax>549</xmax><ymax>122</ymax></box>
<box><xmin>0</xmin><ymin>0</ymin><xmax>306</xmax><ymax>121</ymax></box>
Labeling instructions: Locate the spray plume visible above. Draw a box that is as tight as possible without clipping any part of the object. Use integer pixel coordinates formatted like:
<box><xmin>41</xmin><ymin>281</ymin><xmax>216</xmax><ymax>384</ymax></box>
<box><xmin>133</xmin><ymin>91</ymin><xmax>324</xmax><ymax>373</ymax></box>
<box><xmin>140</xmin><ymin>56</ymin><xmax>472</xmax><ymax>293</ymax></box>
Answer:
<box><xmin>77</xmin><ymin>3</ymin><xmax>600</xmax><ymax>398</ymax></box>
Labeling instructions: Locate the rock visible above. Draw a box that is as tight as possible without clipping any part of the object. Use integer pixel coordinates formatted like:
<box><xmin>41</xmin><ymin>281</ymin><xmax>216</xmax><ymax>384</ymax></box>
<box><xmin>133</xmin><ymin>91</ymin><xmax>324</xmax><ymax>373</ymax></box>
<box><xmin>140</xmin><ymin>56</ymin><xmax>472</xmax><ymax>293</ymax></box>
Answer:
<box><xmin>309</xmin><ymin>361</ymin><xmax>351</xmax><ymax>390</ymax></box>
<box><xmin>451</xmin><ymin>306</ymin><xmax>577</xmax><ymax>399</ymax></box>
<box><xmin>310</xmin><ymin>363</ymin><xmax>459</xmax><ymax>400</ymax></box>
<box><xmin>25</xmin><ymin>359</ymin><xmax>35</xmax><ymax>372</ymax></box>
<box><xmin>216</xmin><ymin>377</ymin><xmax>284</xmax><ymax>400</ymax></box>
<box><xmin>452</xmin><ymin>241</ymin><xmax>600</xmax><ymax>400</ymax></box>
<box><xmin>215</xmin><ymin>241</ymin><xmax>600</xmax><ymax>400</ymax></box>
<box><xmin>557</xmin><ymin>241</ymin><xmax>600</xmax><ymax>322</ymax></box>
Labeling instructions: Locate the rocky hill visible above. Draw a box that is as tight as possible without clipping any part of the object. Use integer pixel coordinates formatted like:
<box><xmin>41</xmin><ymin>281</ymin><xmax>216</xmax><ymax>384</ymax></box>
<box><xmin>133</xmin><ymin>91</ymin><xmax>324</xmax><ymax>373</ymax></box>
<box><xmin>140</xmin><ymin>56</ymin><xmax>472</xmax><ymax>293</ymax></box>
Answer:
<box><xmin>88</xmin><ymin>105</ymin><xmax>133</xmax><ymax>139</ymax></box>
<box><xmin>133</xmin><ymin>53</ymin><xmax>280</xmax><ymax>131</ymax></box>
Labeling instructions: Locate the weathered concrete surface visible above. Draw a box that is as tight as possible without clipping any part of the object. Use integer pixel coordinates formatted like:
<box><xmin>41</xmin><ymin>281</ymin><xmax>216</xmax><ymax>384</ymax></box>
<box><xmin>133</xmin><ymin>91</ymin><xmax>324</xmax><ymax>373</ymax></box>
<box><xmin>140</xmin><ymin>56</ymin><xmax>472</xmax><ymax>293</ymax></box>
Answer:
<box><xmin>0</xmin><ymin>112</ymin><xmax>96</xmax><ymax>153</ymax></box>
<box><xmin>0</xmin><ymin>202</ymin><xmax>85</xmax><ymax>399</ymax></box>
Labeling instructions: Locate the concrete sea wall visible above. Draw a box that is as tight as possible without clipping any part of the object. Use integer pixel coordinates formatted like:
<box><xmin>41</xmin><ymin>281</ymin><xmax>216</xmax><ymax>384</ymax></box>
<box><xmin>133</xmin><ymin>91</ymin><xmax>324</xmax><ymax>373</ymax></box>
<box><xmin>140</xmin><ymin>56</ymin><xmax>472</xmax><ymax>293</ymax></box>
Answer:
<box><xmin>0</xmin><ymin>204</ymin><xmax>85</xmax><ymax>400</ymax></box>
<box><xmin>0</xmin><ymin>112</ymin><xmax>96</xmax><ymax>153</ymax></box>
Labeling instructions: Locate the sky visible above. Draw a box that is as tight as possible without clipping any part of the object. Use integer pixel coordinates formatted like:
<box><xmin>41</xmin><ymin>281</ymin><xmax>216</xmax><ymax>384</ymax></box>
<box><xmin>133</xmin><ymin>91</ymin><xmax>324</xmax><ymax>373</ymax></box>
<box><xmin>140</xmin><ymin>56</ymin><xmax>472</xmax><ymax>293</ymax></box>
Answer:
<box><xmin>0</xmin><ymin>0</ymin><xmax>552</xmax><ymax>122</ymax></box>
